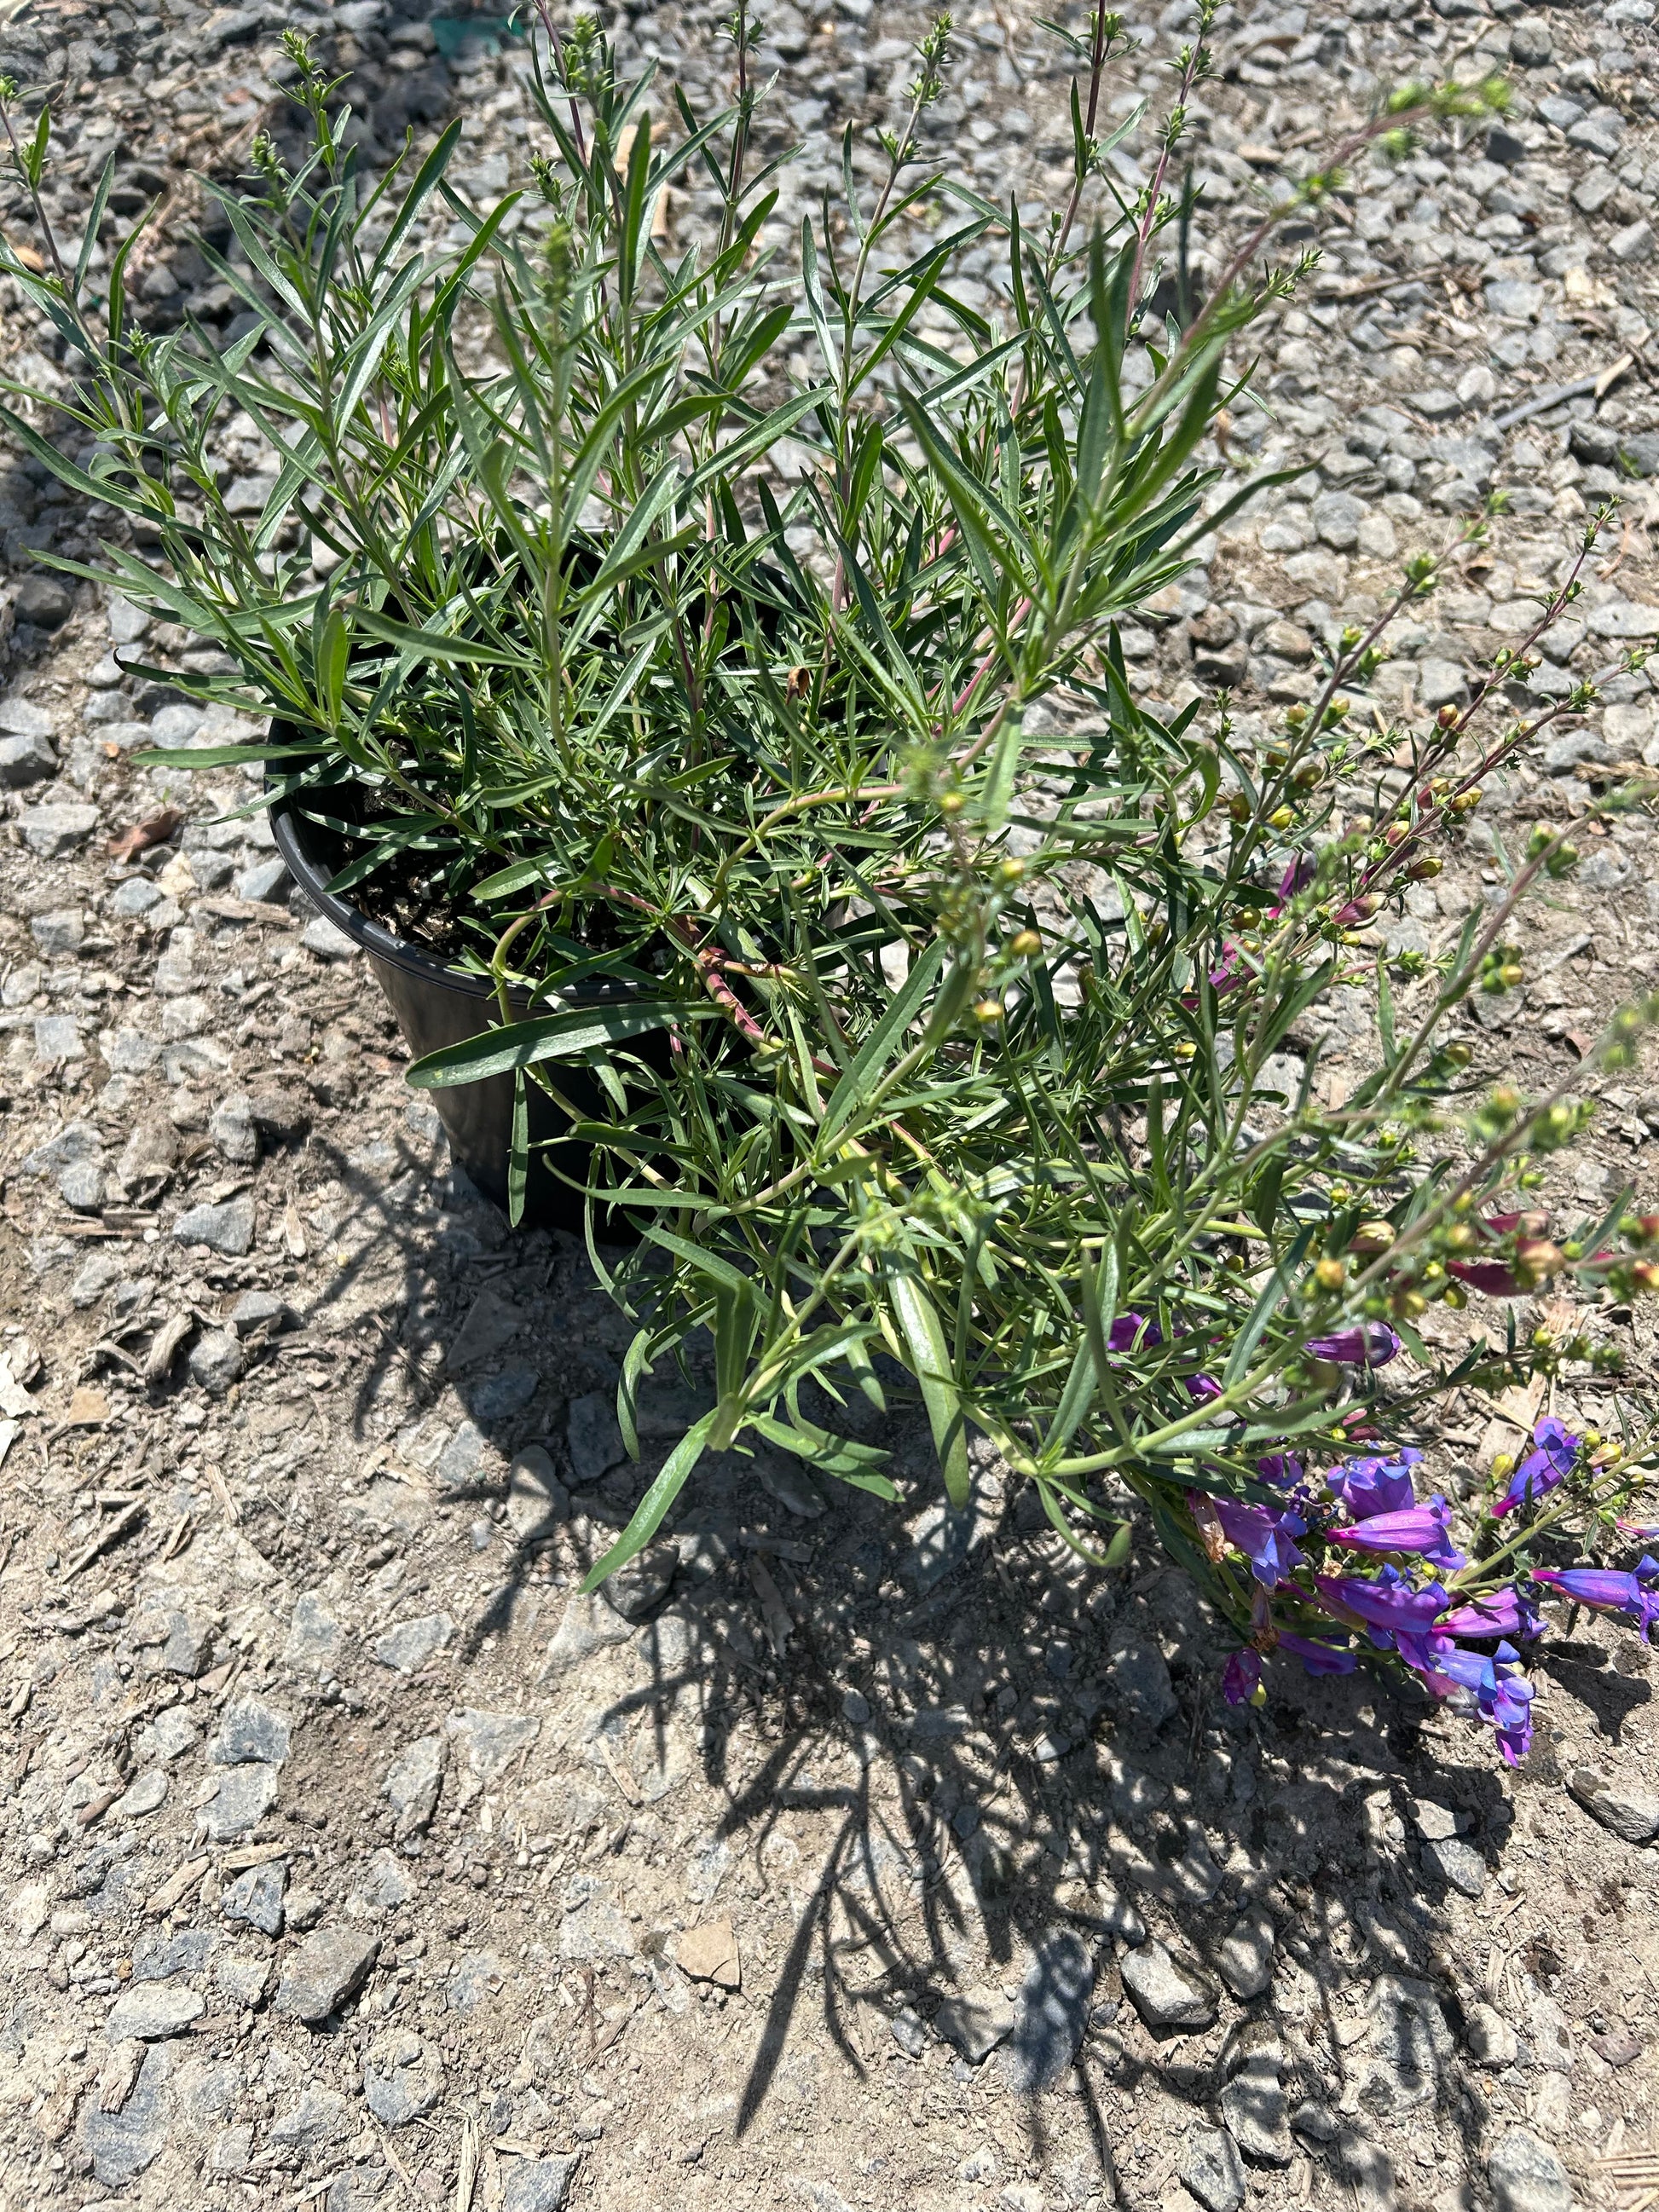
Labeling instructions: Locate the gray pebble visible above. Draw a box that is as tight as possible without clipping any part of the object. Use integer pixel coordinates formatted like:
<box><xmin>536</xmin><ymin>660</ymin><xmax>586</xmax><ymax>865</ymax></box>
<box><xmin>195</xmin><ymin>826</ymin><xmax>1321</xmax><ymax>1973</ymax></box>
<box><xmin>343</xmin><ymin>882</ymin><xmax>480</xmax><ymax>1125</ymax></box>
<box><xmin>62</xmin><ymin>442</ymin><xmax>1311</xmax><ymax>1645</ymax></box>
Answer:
<box><xmin>274</xmin><ymin>1927</ymin><xmax>379</xmax><ymax>2024</ymax></box>
<box><xmin>1000</xmin><ymin>1931</ymin><xmax>1095</xmax><ymax>2092</ymax></box>
<box><xmin>1119</xmin><ymin>1940</ymin><xmax>1217</xmax><ymax>2031</ymax></box>
<box><xmin>172</xmin><ymin>1196</ymin><xmax>256</xmax><ymax>1257</ymax></box>
<box><xmin>188</xmin><ymin>1328</ymin><xmax>246</xmax><ymax>1396</ymax></box>
<box><xmin>107</xmin><ymin>1983</ymin><xmax>204</xmax><ymax>2042</ymax></box>
<box><xmin>1180</xmin><ymin>2128</ymin><xmax>1246</xmax><ymax>2212</ymax></box>
<box><xmin>222</xmin><ymin>1859</ymin><xmax>286</xmax><ymax>1938</ymax></box>
<box><xmin>364</xmin><ymin>2028</ymin><xmax>444</xmax><ymax>2126</ymax></box>
<box><xmin>566</xmin><ymin>1389</ymin><xmax>627</xmax><ymax>1484</ymax></box>
<box><xmin>374</xmin><ymin>1612</ymin><xmax>455</xmax><ymax>1674</ymax></box>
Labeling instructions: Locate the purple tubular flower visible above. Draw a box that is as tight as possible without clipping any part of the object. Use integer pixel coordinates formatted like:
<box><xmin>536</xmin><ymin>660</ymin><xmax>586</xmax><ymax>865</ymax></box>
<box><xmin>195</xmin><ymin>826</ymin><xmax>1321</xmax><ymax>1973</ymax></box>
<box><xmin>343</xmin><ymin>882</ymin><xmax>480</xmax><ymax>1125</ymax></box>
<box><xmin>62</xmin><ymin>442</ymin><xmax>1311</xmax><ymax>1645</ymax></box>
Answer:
<box><xmin>1222</xmin><ymin>1649</ymin><xmax>1263</xmax><ymax>1706</ymax></box>
<box><xmin>1532</xmin><ymin>1556</ymin><xmax>1659</xmax><ymax>1642</ymax></box>
<box><xmin>1436</xmin><ymin>1585</ymin><xmax>1543</xmax><ymax>1642</ymax></box>
<box><xmin>1315</xmin><ymin>1566</ymin><xmax>1448</xmax><ymax>1637</ymax></box>
<box><xmin>1107</xmin><ymin>1313</ymin><xmax>1163</xmax><ymax>1353</ymax></box>
<box><xmin>1327</xmin><ymin>1448</ymin><xmax>1424</xmax><ymax>1522</ymax></box>
<box><xmin>1271</xmin><ymin>855</ymin><xmax>1316</xmax><ymax>914</ymax></box>
<box><xmin>1330</xmin><ymin>1495</ymin><xmax>1466</xmax><ymax>1571</ymax></box>
<box><xmin>1305</xmin><ymin>1322</ymin><xmax>1402</xmax><ymax>1367</ymax></box>
<box><xmin>1275</xmin><ymin>1629</ymin><xmax>1359</xmax><ymax>1677</ymax></box>
<box><xmin>1214</xmin><ymin>1498</ymin><xmax>1309</xmax><ymax>1589</ymax></box>
<box><xmin>1401</xmin><ymin>1634</ymin><xmax>1535</xmax><ymax>1764</ymax></box>
<box><xmin>1492</xmin><ymin>1415</ymin><xmax>1580</xmax><ymax>1519</ymax></box>
<box><xmin>1257</xmin><ymin>1453</ymin><xmax>1304</xmax><ymax>1487</ymax></box>
<box><xmin>1183</xmin><ymin>1372</ymin><xmax>1223</xmax><ymax>1403</ymax></box>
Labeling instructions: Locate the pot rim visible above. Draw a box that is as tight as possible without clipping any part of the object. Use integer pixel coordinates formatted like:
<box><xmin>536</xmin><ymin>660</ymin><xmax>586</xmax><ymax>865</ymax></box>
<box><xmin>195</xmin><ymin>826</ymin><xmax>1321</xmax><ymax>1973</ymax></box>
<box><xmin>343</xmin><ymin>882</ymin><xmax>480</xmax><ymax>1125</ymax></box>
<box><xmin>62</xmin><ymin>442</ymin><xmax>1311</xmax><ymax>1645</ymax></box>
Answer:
<box><xmin>266</xmin><ymin>759</ymin><xmax>652</xmax><ymax>1009</ymax></box>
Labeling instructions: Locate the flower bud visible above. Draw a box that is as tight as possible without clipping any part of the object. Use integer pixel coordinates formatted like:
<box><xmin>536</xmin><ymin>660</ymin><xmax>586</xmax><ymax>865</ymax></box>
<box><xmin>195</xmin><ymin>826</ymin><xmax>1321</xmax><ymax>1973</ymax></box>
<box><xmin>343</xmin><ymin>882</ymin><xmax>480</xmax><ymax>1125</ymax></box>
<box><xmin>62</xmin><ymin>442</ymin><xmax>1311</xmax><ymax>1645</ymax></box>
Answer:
<box><xmin>1514</xmin><ymin>1238</ymin><xmax>1564</xmax><ymax>1285</ymax></box>
<box><xmin>999</xmin><ymin>856</ymin><xmax>1026</xmax><ymax>882</ymax></box>
<box><xmin>1313</xmin><ymin>1257</ymin><xmax>1346</xmax><ymax>1291</ymax></box>
<box><xmin>939</xmin><ymin>790</ymin><xmax>965</xmax><ymax>815</ymax></box>
<box><xmin>1352</xmin><ymin>1221</ymin><xmax>1396</xmax><ymax>1255</ymax></box>
<box><xmin>974</xmin><ymin>998</ymin><xmax>1004</xmax><ymax>1025</ymax></box>
<box><xmin>1009</xmin><ymin>929</ymin><xmax>1043</xmax><ymax>957</ymax></box>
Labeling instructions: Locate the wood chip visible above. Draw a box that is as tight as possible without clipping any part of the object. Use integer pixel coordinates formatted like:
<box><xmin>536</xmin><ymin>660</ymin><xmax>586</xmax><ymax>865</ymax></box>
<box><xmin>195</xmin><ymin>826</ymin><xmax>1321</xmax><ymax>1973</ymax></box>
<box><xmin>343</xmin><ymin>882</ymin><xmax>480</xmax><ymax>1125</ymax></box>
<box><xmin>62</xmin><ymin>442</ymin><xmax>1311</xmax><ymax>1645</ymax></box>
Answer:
<box><xmin>284</xmin><ymin>1197</ymin><xmax>309</xmax><ymax>1260</ymax></box>
<box><xmin>599</xmin><ymin>1738</ymin><xmax>642</xmax><ymax>1807</ymax></box>
<box><xmin>63</xmin><ymin>1387</ymin><xmax>111</xmax><ymax>1429</ymax></box>
<box><xmin>107</xmin><ymin>806</ymin><xmax>182</xmax><ymax>863</ymax></box>
<box><xmin>65</xmin><ymin>1499</ymin><xmax>145</xmax><ymax>1577</ymax></box>
<box><xmin>217</xmin><ymin>1839</ymin><xmax>295</xmax><ymax>1871</ymax></box>
<box><xmin>97</xmin><ymin>2039</ymin><xmax>146</xmax><ymax>2113</ymax></box>
<box><xmin>77</xmin><ymin>1782</ymin><xmax>125</xmax><ymax>1829</ymax></box>
<box><xmin>454</xmin><ymin>2109</ymin><xmax>480</xmax><ymax>2212</ymax></box>
<box><xmin>145</xmin><ymin>1856</ymin><xmax>210</xmax><ymax>1915</ymax></box>
<box><xmin>747</xmin><ymin>1555</ymin><xmax>794</xmax><ymax>1657</ymax></box>
<box><xmin>143</xmin><ymin>1311</ymin><xmax>194</xmax><ymax>1385</ymax></box>
<box><xmin>205</xmin><ymin>1463</ymin><xmax>240</xmax><ymax>1528</ymax></box>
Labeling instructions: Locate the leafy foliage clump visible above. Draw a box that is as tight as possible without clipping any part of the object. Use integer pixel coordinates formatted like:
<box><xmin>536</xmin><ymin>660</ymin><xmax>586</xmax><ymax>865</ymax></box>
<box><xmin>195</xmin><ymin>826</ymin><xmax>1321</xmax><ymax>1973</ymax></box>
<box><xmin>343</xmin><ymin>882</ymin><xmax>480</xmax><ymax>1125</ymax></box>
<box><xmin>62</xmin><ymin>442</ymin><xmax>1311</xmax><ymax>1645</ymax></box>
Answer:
<box><xmin>4</xmin><ymin>20</ymin><xmax>1657</xmax><ymax>1750</ymax></box>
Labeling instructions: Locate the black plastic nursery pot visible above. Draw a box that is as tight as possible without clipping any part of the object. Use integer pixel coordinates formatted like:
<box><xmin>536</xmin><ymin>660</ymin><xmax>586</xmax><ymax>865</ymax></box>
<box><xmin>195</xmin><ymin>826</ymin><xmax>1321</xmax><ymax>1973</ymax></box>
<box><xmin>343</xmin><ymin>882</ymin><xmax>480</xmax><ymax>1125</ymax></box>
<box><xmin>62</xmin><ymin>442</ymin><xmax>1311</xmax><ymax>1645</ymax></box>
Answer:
<box><xmin>268</xmin><ymin>773</ymin><xmax>660</xmax><ymax>1235</ymax></box>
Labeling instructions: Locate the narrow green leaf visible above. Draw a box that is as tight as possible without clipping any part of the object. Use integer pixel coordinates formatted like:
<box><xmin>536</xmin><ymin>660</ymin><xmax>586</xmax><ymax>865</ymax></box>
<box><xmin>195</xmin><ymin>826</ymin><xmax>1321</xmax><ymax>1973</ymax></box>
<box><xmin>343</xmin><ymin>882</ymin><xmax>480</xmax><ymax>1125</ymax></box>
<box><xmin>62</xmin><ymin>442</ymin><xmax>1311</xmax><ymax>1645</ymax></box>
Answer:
<box><xmin>581</xmin><ymin>1411</ymin><xmax>715</xmax><ymax>1592</ymax></box>
<box><xmin>884</xmin><ymin>1264</ymin><xmax>970</xmax><ymax>1510</ymax></box>
<box><xmin>407</xmin><ymin>1000</ymin><xmax>679</xmax><ymax>1087</ymax></box>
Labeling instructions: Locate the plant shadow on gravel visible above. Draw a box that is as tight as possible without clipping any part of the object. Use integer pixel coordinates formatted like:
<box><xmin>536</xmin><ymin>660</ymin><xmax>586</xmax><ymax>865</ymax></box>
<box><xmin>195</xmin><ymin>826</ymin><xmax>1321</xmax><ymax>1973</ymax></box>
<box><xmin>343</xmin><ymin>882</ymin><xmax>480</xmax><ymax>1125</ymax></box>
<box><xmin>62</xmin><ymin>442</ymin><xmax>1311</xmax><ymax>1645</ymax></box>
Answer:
<box><xmin>231</xmin><ymin>1146</ymin><xmax>1554</xmax><ymax>2192</ymax></box>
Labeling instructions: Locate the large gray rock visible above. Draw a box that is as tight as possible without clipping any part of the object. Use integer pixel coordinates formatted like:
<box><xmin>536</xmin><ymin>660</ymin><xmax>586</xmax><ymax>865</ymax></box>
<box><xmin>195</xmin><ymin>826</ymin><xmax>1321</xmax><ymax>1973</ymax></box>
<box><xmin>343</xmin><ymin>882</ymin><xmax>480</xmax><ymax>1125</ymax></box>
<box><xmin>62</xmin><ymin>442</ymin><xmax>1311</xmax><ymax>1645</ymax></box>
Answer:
<box><xmin>1181</xmin><ymin>2128</ymin><xmax>1246</xmax><ymax>2212</ymax></box>
<box><xmin>1216</xmin><ymin>1904</ymin><xmax>1277</xmax><ymax>2000</ymax></box>
<box><xmin>932</xmin><ymin>1986</ymin><xmax>1016</xmax><ymax>2064</ymax></box>
<box><xmin>998</xmin><ymin>1932</ymin><xmax>1095</xmax><ymax>2092</ymax></box>
<box><xmin>1568</xmin><ymin>1767</ymin><xmax>1659</xmax><ymax>1844</ymax></box>
<box><xmin>1221</xmin><ymin>2053</ymin><xmax>1292</xmax><ymax>2165</ymax></box>
<box><xmin>274</xmin><ymin>1928</ymin><xmax>379</xmax><ymax>2024</ymax></box>
<box><xmin>18</xmin><ymin>801</ymin><xmax>99</xmax><ymax>857</ymax></box>
<box><xmin>222</xmin><ymin>1860</ymin><xmax>285</xmax><ymax>1939</ymax></box>
<box><xmin>507</xmin><ymin>1444</ymin><xmax>569</xmax><ymax>1541</ymax></box>
<box><xmin>188</xmin><ymin>1327</ymin><xmax>246</xmax><ymax>1396</ymax></box>
<box><xmin>172</xmin><ymin>1197</ymin><xmax>256</xmax><ymax>1256</ymax></box>
<box><xmin>1423</xmin><ymin>1835</ymin><xmax>1487</xmax><ymax>1897</ymax></box>
<box><xmin>1120</xmin><ymin>1941</ymin><xmax>1217</xmax><ymax>2032</ymax></box>
<box><xmin>540</xmin><ymin>1591</ymin><xmax>634</xmax><ymax>1680</ymax></box>
<box><xmin>373</xmin><ymin>1612</ymin><xmax>454</xmax><ymax>1674</ymax></box>
<box><xmin>284</xmin><ymin>1589</ymin><xmax>344</xmax><ymax>1670</ymax></box>
<box><xmin>83</xmin><ymin>2042</ymin><xmax>171</xmax><ymax>2186</ymax></box>
<box><xmin>269</xmin><ymin>2088</ymin><xmax>350</xmax><ymax>2156</ymax></box>
<box><xmin>0</xmin><ymin>731</ymin><xmax>58</xmax><ymax>786</ymax></box>
<box><xmin>1105</xmin><ymin>1637</ymin><xmax>1177</xmax><ymax>1730</ymax></box>
<box><xmin>448</xmin><ymin>1708</ymin><xmax>540</xmax><ymax>1780</ymax></box>
<box><xmin>1488</xmin><ymin>2127</ymin><xmax>1575</xmax><ymax>2212</ymax></box>
<box><xmin>204</xmin><ymin>1762</ymin><xmax>280</xmax><ymax>1841</ymax></box>
<box><xmin>212</xmin><ymin>1695</ymin><xmax>291</xmax><ymax>1769</ymax></box>
<box><xmin>107</xmin><ymin>1983</ymin><xmax>204</xmax><ymax>2041</ymax></box>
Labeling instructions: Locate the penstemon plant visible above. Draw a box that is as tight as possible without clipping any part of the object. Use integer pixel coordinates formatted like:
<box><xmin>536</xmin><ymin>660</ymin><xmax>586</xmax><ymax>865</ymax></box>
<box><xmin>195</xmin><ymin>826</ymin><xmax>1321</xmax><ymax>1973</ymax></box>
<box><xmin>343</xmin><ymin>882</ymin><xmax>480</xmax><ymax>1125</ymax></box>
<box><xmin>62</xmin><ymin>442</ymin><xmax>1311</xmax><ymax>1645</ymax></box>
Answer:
<box><xmin>3</xmin><ymin>13</ymin><xmax>1657</xmax><ymax>1763</ymax></box>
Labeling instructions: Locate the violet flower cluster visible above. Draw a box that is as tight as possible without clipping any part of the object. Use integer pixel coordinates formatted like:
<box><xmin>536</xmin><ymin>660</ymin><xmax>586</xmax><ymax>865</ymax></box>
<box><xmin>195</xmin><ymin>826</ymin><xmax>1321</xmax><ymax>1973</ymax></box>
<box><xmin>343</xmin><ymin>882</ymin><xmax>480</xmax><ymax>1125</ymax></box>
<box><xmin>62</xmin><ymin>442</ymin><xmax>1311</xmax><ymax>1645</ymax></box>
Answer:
<box><xmin>1209</xmin><ymin>1417</ymin><xmax>1656</xmax><ymax>1767</ymax></box>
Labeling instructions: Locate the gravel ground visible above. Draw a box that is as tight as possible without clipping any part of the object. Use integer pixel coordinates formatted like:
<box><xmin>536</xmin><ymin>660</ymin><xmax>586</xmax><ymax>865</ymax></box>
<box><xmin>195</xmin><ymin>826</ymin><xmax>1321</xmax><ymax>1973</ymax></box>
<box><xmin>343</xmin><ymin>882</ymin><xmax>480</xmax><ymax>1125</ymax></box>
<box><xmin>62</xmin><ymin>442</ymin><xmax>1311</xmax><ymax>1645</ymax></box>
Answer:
<box><xmin>3</xmin><ymin>2</ymin><xmax>1659</xmax><ymax>2209</ymax></box>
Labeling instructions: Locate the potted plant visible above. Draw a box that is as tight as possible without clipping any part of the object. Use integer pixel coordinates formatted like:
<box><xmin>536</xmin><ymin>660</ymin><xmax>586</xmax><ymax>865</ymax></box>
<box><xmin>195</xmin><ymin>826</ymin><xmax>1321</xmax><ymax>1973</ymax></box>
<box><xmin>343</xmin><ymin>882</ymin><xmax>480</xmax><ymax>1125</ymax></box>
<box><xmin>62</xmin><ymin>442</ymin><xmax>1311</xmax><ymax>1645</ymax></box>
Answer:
<box><xmin>4</xmin><ymin>19</ymin><xmax>1657</xmax><ymax>1755</ymax></box>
